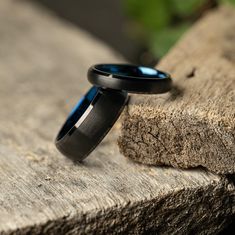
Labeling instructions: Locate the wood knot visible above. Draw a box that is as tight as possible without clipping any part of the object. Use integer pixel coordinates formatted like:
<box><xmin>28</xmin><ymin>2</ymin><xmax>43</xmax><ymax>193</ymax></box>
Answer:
<box><xmin>186</xmin><ymin>67</ymin><xmax>196</xmax><ymax>79</ymax></box>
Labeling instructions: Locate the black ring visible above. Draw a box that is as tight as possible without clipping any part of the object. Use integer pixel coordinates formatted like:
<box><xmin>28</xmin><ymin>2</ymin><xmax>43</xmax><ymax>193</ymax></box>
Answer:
<box><xmin>55</xmin><ymin>86</ymin><xmax>128</xmax><ymax>161</ymax></box>
<box><xmin>88</xmin><ymin>64</ymin><xmax>172</xmax><ymax>94</ymax></box>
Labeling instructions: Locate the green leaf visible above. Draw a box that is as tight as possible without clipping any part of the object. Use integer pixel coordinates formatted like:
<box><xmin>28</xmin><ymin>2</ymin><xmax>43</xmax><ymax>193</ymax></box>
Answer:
<box><xmin>150</xmin><ymin>23</ymin><xmax>190</xmax><ymax>57</ymax></box>
<box><xmin>170</xmin><ymin>0</ymin><xmax>206</xmax><ymax>17</ymax></box>
<box><xmin>219</xmin><ymin>0</ymin><xmax>235</xmax><ymax>5</ymax></box>
<box><xmin>123</xmin><ymin>0</ymin><xmax>172</xmax><ymax>31</ymax></box>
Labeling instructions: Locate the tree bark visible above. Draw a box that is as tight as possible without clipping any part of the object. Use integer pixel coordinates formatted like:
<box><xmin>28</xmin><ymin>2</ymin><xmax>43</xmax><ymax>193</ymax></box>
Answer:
<box><xmin>119</xmin><ymin>6</ymin><xmax>235</xmax><ymax>175</ymax></box>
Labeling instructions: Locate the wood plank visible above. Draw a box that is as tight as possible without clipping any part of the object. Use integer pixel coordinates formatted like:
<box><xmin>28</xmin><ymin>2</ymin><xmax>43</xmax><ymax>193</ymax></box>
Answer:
<box><xmin>119</xmin><ymin>6</ymin><xmax>235</xmax><ymax>175</ymax></box>
<box><xmin>0</xmin><ymin>1</ymin><xmax>234</xmax><ymax>234</ymax></box>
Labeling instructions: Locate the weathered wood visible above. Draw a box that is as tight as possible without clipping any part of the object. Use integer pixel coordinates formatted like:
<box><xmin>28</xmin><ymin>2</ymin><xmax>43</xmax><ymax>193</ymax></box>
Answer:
<box><xmin>0</xmin><ymin>1</ymin><xmax>234</xmax><ymax>234</ymax></box>
<box><xmin>118</xmin><ymin>6</ymin><xmax>235</xmax><ymax>175</ymax></box>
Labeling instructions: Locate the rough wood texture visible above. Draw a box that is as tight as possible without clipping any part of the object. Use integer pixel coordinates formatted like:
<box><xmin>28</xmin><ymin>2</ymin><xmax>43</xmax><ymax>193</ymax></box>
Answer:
<box><xmin>0</xmin><ymin>1</ymin><xmax>234</xmax><ymax>234</ymax></box>
<box><xmin>118</xmin><ymin>6</ymin><xmax>235</xmax><ymax>175</ymax></box>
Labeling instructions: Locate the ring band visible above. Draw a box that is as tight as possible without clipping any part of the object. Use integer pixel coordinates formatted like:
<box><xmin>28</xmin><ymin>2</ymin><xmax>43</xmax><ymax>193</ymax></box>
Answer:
<box><xmin>55</xmin><ymin>86</ymin><xmax>128</xmax><ymax>161</ymax></box>
<box><xmin>55</xmin><ymin>64</ymin><xmax>173</xmax><ymax>161</ymax></box>
<box><xmin>88</xmin><ymin>64</ymin><xmax>172</xmax><ymax>94</ymax></box>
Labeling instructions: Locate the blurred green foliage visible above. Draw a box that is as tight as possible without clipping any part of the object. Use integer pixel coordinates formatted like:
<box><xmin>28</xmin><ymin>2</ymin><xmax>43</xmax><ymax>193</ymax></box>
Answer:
<box><xmin>124</xmin><ymin>0</ymin><xmax>235</xmax><ymax>59</ymax></box>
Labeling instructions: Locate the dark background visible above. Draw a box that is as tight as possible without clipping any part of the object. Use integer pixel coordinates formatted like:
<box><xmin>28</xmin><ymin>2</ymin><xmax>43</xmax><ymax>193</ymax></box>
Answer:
<box><xmin>30</xmin><ymin>0</ymin><xmax>227</xmax><ymax>65</ymax></box>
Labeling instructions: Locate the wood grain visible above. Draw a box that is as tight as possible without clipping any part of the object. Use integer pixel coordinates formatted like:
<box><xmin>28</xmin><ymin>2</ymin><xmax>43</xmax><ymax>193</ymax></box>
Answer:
<box><xmin>118</xmin><ymin>6</ymin><xmax>235</xmax><ymax>175</ymax></box>
<box><xmin>0</xmin><ymin>1</ymin><xmax>234</xmax><ymax>234</ymax></box>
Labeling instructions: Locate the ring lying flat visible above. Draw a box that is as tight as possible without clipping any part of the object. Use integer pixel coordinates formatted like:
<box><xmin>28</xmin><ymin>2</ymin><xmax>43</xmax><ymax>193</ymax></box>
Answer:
<box><xmin>55</xmin><ymin>86</ymin><xmax>128</xmax><ymax>161</ymax></box>
<box><xmin>88</xmin><ymin>64</ymin><xmax>172</xmax><ymax>94</ymax></box>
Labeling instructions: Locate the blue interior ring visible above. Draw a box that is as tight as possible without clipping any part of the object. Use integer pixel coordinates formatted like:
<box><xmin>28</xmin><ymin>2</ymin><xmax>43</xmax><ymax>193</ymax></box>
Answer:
<box><xmin>56</xmin><ymin>86</ymin><xmax>98</xmax><ymax>141</ymax></box>
<box><xmin>94</xmin><ymin>64</ymin><xmax>169</xmax><ymax>79</ymax></box>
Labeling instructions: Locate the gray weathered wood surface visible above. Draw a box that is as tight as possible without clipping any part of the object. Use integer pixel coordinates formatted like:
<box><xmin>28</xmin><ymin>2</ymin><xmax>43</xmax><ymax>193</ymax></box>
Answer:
<box><xmin>0</xmin><ymin>1</ymin><xmax>234</xmax><ymax>234</ymax></box>
<box><xmin>119</xmin><ymin>6</ymin><xmax>235</xmax><ymax>175</ymax></box>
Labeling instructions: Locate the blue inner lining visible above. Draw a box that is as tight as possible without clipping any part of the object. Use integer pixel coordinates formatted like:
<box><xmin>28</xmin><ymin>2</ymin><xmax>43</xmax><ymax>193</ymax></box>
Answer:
<box><xmin>95</xmin><ymin>64</ymin><xmax>168</xmax><ymax>79</ymax></box>
<box><xmin>57</xmin><ymin>86</ymin><xmax>98</xmax><ymax>140</ymax></box>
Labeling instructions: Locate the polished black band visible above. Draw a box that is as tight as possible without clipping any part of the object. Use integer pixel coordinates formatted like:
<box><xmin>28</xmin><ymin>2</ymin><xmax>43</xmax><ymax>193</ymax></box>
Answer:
<box><xmin>55</xmin><ymin>86</ymin><xmax>128</xmax><ymax>161</ymax></box>
<box><xmin>88</xmin><ymin>64</ymin><xmax>172</xmax><ymax>94</ymax></box>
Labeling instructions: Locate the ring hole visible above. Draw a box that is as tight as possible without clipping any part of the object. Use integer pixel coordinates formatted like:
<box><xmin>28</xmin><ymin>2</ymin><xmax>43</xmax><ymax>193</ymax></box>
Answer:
<box><xmin>56</xmin><ymin>87</ymin><xmax>99</xmax><ymax>141</ymax></box>
<box><xmin>94</xmin><ymin>64</ymin><xmax>169</xmax><ymax>79</ymax></box>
